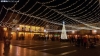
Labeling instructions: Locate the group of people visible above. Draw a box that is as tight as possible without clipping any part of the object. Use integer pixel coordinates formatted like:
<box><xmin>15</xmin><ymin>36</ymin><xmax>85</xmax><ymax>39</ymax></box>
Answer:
<box><xmin>69</xmin><ymin>36</ymin><xmax>99</xmax><ymax>48</ymax></box>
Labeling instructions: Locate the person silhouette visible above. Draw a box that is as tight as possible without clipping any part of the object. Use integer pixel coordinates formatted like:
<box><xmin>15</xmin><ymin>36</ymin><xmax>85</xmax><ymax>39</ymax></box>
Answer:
<box><xmin>3</xmin><ymin>38</ymin><xmax>10</xmax><ymax>55</ymax></box>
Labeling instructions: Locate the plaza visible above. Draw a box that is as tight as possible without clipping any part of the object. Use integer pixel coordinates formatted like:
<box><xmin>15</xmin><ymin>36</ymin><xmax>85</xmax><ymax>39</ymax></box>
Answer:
<box><xmin>0</xmin><ymin>0</ymin><xmax>100</xmax><ymax>56</ymax></box>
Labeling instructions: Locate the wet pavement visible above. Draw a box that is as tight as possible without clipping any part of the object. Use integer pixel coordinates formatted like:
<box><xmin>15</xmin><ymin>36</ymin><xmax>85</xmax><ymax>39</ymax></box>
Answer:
<box><xmin>0</xmin><ymin>40</ymin><xmax>100</xmax><ymax>56</ymax></box>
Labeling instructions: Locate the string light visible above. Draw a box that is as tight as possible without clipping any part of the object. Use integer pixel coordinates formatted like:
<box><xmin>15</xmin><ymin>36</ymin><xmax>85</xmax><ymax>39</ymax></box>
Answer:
<box><xmin>68</xmin><ymin>0</ymin><xmax>98</xmax><ymax>16</ymax></box>
<box><xmin>1</xmin><ymin>9</ymin><xmax>8</xmax><ymax>23</ymax></box>
<box><xmin>18</xmin><ymin>0</ymin><xmax>30</xmax><ymax>10</ymax></box>
<box><xmin>45</xmin><ymin>0</ymin><xmax>69</xmax><ymax>8</ymax></box>
<box><xmin>63</xmin><ymin>0</ymin><xmax>85</xmax><ymax>13</ymax></box>
<box><xmin>39</xmin><ymin>0</ymin><xmax>55</xmax><ymax>4</ymax></box>
<box><xmin>24</xmin><ymin>17</ymin><xmax>32</xmax><ymax>25</ymax></box>
<box><xmin>58</xmin><ymin>1</ymin><xmax>78</xmax><ymax>10</ymax></box>
<box><xmin>36</xmin><ymin>7</ymin><xmax>48</xmax><ymax>16</ymax></box>
<box><xmin>1</xmin><ymin>0</ymin><xmax>100</xmax><ymax>30</ymax></box>
<box><xmin>0</xmin><ymin>6</ymin><xmax>3</xmax><ymax>17</ymax></box>
<box><xmin>25</xmin><ymin>2</ymin><xmax>38</xmax><ymax>13</ymax></box>
<box><xmin>40</xmin><ymin>3</ymin><xmax>100</xmax><ymax>29</ymax></box>
<box><xmin>27</xmin><ymin>17</ymin><xmax>35</xmax><ymax>25</ymax></box>
<box><xmin>6</xmin><ymin>10</ymin><xmax>15</xmax><ymax>23</ymax></box>
<box><xmin>79</xmin><ymin>4</ymin><xmax>99</xmax><ymax>18</ymax></box>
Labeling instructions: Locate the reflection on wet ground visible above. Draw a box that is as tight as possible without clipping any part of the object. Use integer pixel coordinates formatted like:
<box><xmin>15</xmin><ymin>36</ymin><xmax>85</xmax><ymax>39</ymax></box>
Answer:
<box><xmin>0</xmin><ymin>41</ymin><xmax>56</xmax><ymax>56</ymax></box>
<box><xmin>0</xmin><ymin>40</ymin><xmax>100</xmax><ymax>56</ymax></box>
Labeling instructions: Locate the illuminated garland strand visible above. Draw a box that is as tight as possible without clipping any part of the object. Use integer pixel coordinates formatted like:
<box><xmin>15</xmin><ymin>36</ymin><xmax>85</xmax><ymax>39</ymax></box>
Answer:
<box><xmin>20</xmin><ymin>15</ymin><xmax>28</xmax><ymax>24</ymax></box>
<box><xmin>56</xmin><ymin>16</ymin><xmax>65</xmax><ymax>22</ymax></box>
<box><xmin>53</xmin><ymin>15</ymin><xmax>63</xmax><ymax>21</ymax></box>
<box><xmin>40</xmin><ymin>10</ymin><xmax>52</xmax><ymax>17</ymax></box>
<box><xmin>18</xmin><ymin>0</ymin><xmax>30</xmax><ymax>11</ymax></box>
<box><xmin>40</xmin><ymin>3</ymin><xmax>100</xmax><ymax>29</ymax></box>
<box><xmin>25</xmin><ymin>2</ymin><xmax>38</xmax><ymax>13</ymax></box>
<box><xmin>36</xmin><ymin>7</ymin><xmax>48</xmax><ymax>17</ymax></box>
<box><xmin>36</xmin><ymin>20</ymin><xmax>44</xmax><ymax>26</ymax></box>
<box><xmin>39</xmin><ymin>21</ymin><xmax>45</xmax><ymax>26</ymax></box>
<box><xmin>24</xmin><ymin>17</ymin><xmax>32</xmax><ymax>25</ymax></box>
<box><xmin>52</xmin><ymin>15</ymin><xmax>64</xmax><ymax>21</ymax></box>
<box><xmin>27</xmin><ymin>17</ymin><xmax>35</xmax><ymax>25</ymax></box>
<box><xmin>10</xmin><ymin>2</ymin><xmax>19</xmax><ymax>9</ymax></box>
<box><xmin>6</xmin><ymin>10</ymin><xmax>15</xmax><ymax>23</ymax></box>
<box><xmin>30</xmin><ymin>5</ymin><xmax>42</xmax><ymax>15</ymax></box>
<box><xmin>44</xmin><ymin>11</ymin><xmax>55</xmax><ymax>18</ymax></box>
<box><xmin>1</xmin><ymin>8</ymin><xmax>9</xmax><ymax>23</ymax></box>
<box><xmin>49</xmin><ymin>13</ymin><xmax>60</xmax><ymax>20</ymax></box>
<box><xmin>62</xmin><ymin>0</ymin><xmax>86</xmax><ymax>14</ymax></box>
<box><xmin>68</xmin><ymin>0</ymin><xmax>96</xmax><ymax>15</ymax></box>
<box><xmin>58</xmin><ymin>1</ymin><xmax>78</xmax><ymax>10</ymax></box>
<box><xmin>79</xmin><ymin>4</ymin><xmax>99</xmax><ymax>18</ymax></box>
<box><xmin>39</xmin><ymin>0</ymin><xmax>55</xmax><ymax>4</ymax></box>
<box><xmin>81</xmin><ymin>7</ymin><xmax>100</xmax><ymax>23</ymax></box>
<box><xmin>46</xmin><ymin>0</ymin><xmax>68</xmax><ymax>7</ymax></box>
<box><xmin>59</xmin><ymin>10</ymin><xmax>100</xmax><ymax>29</ymax></box>
<box><xmin>17</xmin><ymin>14</ymin><xmax>24</xmax><ymax>24</ymax></box>
<box><xmin>4</xmin><ymin>6</ymin><xmax>87</xmax><ymax>29</ymax></box>
<box><xmin>0</xmin><ymin>6</ymin><xmax>3</xmax><ymax>17</ymax></box>
<box><xmin>74</xmin><ymin>1</ymin><xmax>98</xmax><ymax>17</ymax></box>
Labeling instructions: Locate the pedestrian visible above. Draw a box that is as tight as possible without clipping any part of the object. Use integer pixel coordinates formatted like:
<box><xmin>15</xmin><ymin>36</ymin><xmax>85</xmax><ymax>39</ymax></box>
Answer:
<box><xmin>3</xmin><ymin>38</ymin><xmax>10</xmax><ymax>55</ymax></box>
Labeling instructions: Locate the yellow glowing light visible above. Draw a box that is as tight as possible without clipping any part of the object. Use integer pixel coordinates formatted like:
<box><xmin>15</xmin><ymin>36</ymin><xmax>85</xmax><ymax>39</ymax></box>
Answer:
<box><xmin>72</xmin><ymin>31</ymin><xmax>75</xmax><ymax>34</ymax></box>
<box><xmin>3</xmin><ymin>27</ymin><xmax>7</xmax><ymax>31</ymax></box>
<box><xmin>92</xmin><ymin>30</ymin><xmax>97</xmax><ymax>34</ymax></box>
<box><xmin>11</xmin><ymin>32</ymin><xmax>14</xmax><ymax>34</ymax></box>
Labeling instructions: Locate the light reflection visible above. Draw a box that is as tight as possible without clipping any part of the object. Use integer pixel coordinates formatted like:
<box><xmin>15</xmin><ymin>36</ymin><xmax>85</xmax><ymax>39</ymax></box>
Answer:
<box><xmin>23</xmin><ymin>48</ymin><xmax>26</xmax><ymax>56</ymax></box>
<box><xmin>16</xmin><ymin>47</ymin><xmax>21</xmax><ymax>56</ymax></box>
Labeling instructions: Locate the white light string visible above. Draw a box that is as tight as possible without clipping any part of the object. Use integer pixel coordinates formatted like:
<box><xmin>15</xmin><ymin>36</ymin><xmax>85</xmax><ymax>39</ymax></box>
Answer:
<box><xmin>25</xmin><ymin>2</ymin><xmax>38</xmax><ymax>13</ymax></box>
<box><xmin>67</xmin><ymin>0</ymin><xmax>97</xmax><ymax>15</ymax></box>
<box><xmin>3</xmin><ymin>6</ymin><xmax>21</xmax><ymax>25</ymax></box>
<box><xmin>56</xmin><ymin>1</ymin><xmax>78</xmax><ymax>10</ymax></box>
<box><xmin>24</xmin><ymin>17</ymin><xmax>32</xmax><ymax>25</ymax></box>
<box><xmin>45</xmin><ymin>0</ymin><xmax>69</xmax><ymax>8</ymax></box>
<box><xmin>81</xmin><ymin>7</ymin><xmax>100</xmax><ymax>23</ymax></box>
<box><xmin>30</xmin><ymin>5</ymin><xmax>43</xmax><ymax>15</ymax></box>
<box><xmin>39</xmin><ymin>2</ymin><xmax>100</xmax><ymax>29</ymax></box>
<box><xmin>40</xmin><ymin>10</ymin><xmax>52</xmax><ymax>17</ymax></box>
<box><xmin>77</xmin><ymin>7</ymin><xmax>100</xmax><ymax>24</ymax></box>
<box><xmin>0</xmin><ymin>6</ymin><xmax>3</xmax><ymax>17</ymax></box>
<box><xmin>5</xmin><ymin>10</ymin><xmax>15</xmax><ymax>23</ymax></box>
<box><xmin>40</xmin><ymin>21</ymin><xmax>47</xmax><ymax>27</ymax></box>
<box><xmin>56</xmin><ymin>16</ymin><xmax>65</xmax><ymax>22</ymax></box>
<box><xmin>35</xmin><ymin>7</ymin><xmax>48</xmax><ymax>17</ymax></box>
<box><xmin>39</xmin><ymin>0</ymin><xmax>55</xmax><ymax>4</ymax></box>
<box><xmin>2</xmin><ymin>1</ymin><xmax>97</xmax><ymax>29</ymax></box>
<box><xmin>62</xmin><ymin>0</ymin><xmax>86</xmax><ymax>14</ymax></box>
<box><xmin>44</xmin><ymin>11</ymin><xmax>55</xmax><ymax>18</ymax></box>
<box><xmin>40</xmin><ymin>21</ymin><xmax>48</xmax><ymax>26</ymax></box>
<box><xmin>79</xmin><ymin>4</ymin><xmax>99</xmax><ymax>19</ymax></box>
<box><xmin>36</xmin><ymin>20</ymin><xmax>43</xmax><ymax>26</ymax></box>
<box><xmin>20</xmin><ymin>15</ymin><xmax>28</xmax><ymax>24</ymax></box>
<box><xmin>18</xmin><ymin>0</ymin><xmax>30</xmax><ymax>11</ymax></box>
<box><xmin>1</xmin><ymin>8</ymin><xmax>9</xmax><ymax>23</ymax></box>
<box><xmin>53</xmin><ymin>15</ymin><xmax>63</xmax><ymax>21</ymax></box>
<box><xmin>27</xmin><ymin>17</ymin><xmax>35</xmax><ymax>25</ymax></box>
<box><xmin>64</xmin><ymin>0</ymin><xmax>92</xmax><ymax>14</ymax></box>
<box><xmin>49</xmin><ymin>13</ymin><xmax>60</xmax><ymax>20</ymax></box>
<box><xmin>17</xmin><ymin>14</ymin><xmax>24</xmax><ymax>24</ymax></box>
